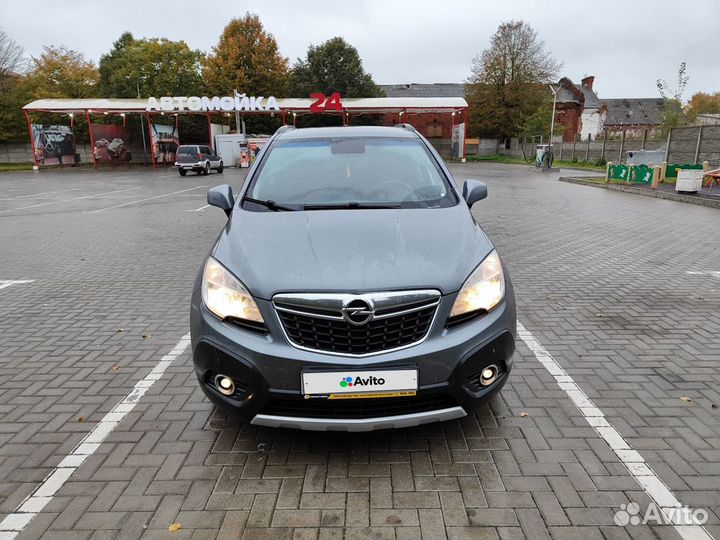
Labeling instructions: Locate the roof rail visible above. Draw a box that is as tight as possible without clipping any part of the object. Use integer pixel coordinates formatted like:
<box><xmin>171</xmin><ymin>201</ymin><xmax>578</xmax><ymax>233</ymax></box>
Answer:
<box><xmin>274</xmin><ymin>125</ymin><xmax>296</xmax><ymax>135</ymax></box>
<box><xmin>392</xmin><ymin>123</ymin><xmax>417</xmax><ymax>132</ymax></box>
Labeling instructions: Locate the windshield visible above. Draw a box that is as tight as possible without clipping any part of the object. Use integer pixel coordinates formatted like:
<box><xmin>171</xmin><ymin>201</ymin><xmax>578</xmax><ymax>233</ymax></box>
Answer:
<box><xmin>245</xmin><ymin>137</ymin><xmax>456</xmax><ymax>209</ymax></box>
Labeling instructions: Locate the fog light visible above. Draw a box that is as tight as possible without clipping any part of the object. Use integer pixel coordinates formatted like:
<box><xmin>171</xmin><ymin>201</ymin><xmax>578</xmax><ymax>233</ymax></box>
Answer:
<box><xmin>214</xmin><ymin>374</ymin><xmax>235</xmax><ymax>396</ymax></box>
<box><xmin>480</xmin><ymin>365</ymin><xmax>498</xmax><ymax>386</ymax></box>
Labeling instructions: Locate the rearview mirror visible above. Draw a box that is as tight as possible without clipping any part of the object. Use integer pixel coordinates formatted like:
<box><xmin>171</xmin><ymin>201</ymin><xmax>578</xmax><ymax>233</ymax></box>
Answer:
<box><xmin>207</xmin><ymin>184</ymin><xmax>234</xmax><ymax>217</ymax></box>
<box><xmin>462</xmin><ymin>179</ymin><xmax>488</xmax><ymax>207</ymax></box>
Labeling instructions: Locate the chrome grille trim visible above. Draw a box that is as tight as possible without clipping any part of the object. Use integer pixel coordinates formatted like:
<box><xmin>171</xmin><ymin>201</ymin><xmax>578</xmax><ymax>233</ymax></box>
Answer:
<box><xmin>272</xmin><ymin>290</ymin><xmax>441</xmax><ymax>357</ymax></box>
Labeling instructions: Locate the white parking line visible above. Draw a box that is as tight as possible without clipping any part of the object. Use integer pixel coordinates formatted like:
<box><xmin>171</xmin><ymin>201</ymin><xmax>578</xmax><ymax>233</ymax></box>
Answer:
<box><xmin>517</xmin><ymin>322</ymin><xmax>714</xmax><ymax>540</ymax></box>
<box><xmin>0</xmin><ymin>332</ymin><xmax>191</xmax><ymax>540</ymax></box>
<box><xmin>186</xmin><ymin>204</ymin><xmax>211</xmax><ymax>212</ymax></box>
<box><xmin>686</xmin><ymin>271</ymin><xmax>720</xmax><ymax>281</ymax></box>
<box><xmin>87</xmin><ymin>186</ymin><xmax>206</xmax><ymax>214</ymax></box>
<box><xmin>0</xmin><ymin>188</ymin><xmax>81</xmax><ymax>201</ymax></box>
<box><xmin>0</xmin><ymin>188</ymin><xmax>140</xmax><ymax>215</ymax></box>
<box><xmin>0</xmin><ymin>280</ymin><xmax>34</xmax><ymax>291</ymax></box>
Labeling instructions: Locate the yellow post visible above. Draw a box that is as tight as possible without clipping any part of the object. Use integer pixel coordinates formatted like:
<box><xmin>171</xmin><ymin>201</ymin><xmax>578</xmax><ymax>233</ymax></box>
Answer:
<box><xmin>661</xmin><ymin>161</ymin><xmax>667</xmax><ymax>184</ymax></box>
<box><xmin>651</xmin><ymin>166</ymin><xmax>661</xmax><ymax>190</ymax></box>
<box><xmin>703</xmin><ymin>160</ymin><xmax>710</xmax><ymax>187</ymax></box>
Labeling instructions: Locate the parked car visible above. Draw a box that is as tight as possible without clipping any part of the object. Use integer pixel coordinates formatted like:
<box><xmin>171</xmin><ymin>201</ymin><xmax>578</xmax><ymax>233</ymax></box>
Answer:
<box><xmin>175</xmin><ymin>144</ymin><xmax>223</xmax><ymax>176</ymax></box>
<box><xmin>190</xmin><ymin>125</ymin><xmax>516</xmax><ymax>431</ymax></box>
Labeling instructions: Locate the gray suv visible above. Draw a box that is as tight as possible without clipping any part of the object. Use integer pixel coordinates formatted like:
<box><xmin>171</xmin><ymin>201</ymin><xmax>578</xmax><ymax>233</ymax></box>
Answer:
<box><xmin>175</xmin><ymin>144</ymin><xmax>223</xmax><ymax>176</ymax></box>
<box><xmin>190</xmin><ymin>125</ymin><xmax>516</xmax><ymax>431</ymax></box>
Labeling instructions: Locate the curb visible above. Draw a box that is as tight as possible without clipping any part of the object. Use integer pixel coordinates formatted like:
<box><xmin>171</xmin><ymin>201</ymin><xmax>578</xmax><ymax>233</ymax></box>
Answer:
<box><xmin>559</xmin><ymin>176</ymin><xmax>720</xmax><ymax>210</ymax></box>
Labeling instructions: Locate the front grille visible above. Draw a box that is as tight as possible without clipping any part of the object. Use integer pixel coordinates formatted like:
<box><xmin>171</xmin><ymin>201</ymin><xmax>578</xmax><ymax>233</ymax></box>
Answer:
<box><xmin>260</xmin><ymin>393</ymin><xmax>457</xmax><ymax>419</ymax></box>
<box><xmin>277</xmin><ymin>305</ymin><xmax>436</xmax><ymax>355</ymax></box>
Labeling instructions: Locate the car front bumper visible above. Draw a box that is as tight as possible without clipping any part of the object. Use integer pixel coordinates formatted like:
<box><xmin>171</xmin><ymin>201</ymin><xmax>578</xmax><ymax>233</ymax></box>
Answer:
<box><xmin>190</xmin><ymin>284</ymin><xmax>516</xmax><ymax>431</ymax></box>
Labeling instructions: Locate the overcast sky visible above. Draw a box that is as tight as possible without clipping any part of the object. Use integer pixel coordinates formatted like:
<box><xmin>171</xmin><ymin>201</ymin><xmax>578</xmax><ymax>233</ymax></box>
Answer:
<box><xmin>2</xmin><ymin>0</ymin><xmax>718</xmax><ymax>99</ymax></box>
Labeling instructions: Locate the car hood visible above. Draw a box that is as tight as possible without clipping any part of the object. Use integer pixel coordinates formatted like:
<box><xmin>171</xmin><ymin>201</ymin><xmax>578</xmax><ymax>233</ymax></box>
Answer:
<box><xmin>213</xmin><ymin>205</ymin><xmax>493</xmax><ymax>300</ymax></box>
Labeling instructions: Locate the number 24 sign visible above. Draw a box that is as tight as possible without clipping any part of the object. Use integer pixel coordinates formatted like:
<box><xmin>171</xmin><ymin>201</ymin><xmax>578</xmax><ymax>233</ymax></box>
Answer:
<box><xmin>309</xmin><ymin>92</ymin><xmax>343</xmax><ymax>113</ymax></box>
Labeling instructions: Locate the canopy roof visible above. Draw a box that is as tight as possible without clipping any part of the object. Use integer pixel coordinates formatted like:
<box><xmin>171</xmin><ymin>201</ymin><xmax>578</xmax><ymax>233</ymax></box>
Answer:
<box><xmin>23</xmin><ymin>96</ymin><xmax>468</xmax><ymax>114</ymax></box>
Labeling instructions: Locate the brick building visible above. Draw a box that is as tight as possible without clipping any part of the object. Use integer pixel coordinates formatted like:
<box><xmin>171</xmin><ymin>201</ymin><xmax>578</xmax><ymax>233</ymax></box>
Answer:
<box><xmin>555</xmin><ymin>76</ymin><xmax>666</xmax><ymax>140</ymax></box>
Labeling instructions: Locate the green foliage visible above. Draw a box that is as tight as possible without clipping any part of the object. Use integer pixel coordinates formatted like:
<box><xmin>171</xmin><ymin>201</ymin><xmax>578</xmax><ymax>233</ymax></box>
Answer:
<box><xmin>466</xmin><ymin>21</ymin><xmax>561</xmax><ymax>139</ymax></box>
<box><xmin>289</xmin><ymin>37</ymin><xmax>382</xmax><ymax>98</ymax></box>
<box><xmin>0</xmin><ymin>75</ymin><xmax>28</xmax><ymax>142</ymax></box>
<box><xmin>520</xmin><ymin>99</ymin><xmax>564</xmax><ymax>140</ymax></box>
<box><xmin>99</xmin><ymin>33</ymin><xmax>204</xmax><ymax>98</ymax></box>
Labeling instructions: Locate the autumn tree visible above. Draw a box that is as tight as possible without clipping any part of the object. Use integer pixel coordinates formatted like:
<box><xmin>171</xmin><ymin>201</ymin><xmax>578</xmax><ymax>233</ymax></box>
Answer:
<box><xmin>203</xmin><ymin>14</ymin><xmax>288</xmax><ymax>96</ymax></box>
<box><xmin>22</xmin><ymin>46</ymin><xmax>98</xmax><ymax>99</ymax></box>
<box><xmin>288</xmin><ymin>37</ymin><xmax>382</xmax><ymax>98</ymax></box>
<box><xmin>685</xmin><ymin>91</ymin><xmax>720</xmax><ymax>123</ymax></box>
<box><xmin>99</xmin><ymin>33</ymin><xmax>204</xmax><ymax>98</ymax></box>
<box><xmin>466</xmin><ymin>20</ymin><xmax>561</xmax><ymax>139</ymax></box>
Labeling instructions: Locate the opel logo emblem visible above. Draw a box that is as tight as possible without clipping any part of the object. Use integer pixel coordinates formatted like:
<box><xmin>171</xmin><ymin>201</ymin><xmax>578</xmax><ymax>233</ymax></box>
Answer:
<box><xmin>341</xmin><ymin>298</ymin><xmax>375</xmax><ymax>326</ymax></box>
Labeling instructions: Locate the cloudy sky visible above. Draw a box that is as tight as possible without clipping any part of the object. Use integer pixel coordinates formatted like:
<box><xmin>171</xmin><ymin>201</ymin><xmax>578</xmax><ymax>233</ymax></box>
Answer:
<box><xmin>2</xmin><ymin>0</ymin><xmax>718</xmax><ymax>99</ymax></box>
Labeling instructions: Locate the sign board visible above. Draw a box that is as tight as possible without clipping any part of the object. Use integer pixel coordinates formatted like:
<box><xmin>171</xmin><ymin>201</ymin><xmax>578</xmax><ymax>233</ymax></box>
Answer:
<box><xmin>147</xmin><ymin>95</ymin><xmax>280</xmax><ymax>113</ymax></box>
<box><xmin>31</xmin><ymin>125</ymin><xmax>76</xmax><ymax>165</ymax></box>
<box><xmin>91</xmin><ymin>124</ymin><xmax>130</xmax><ymax>162</ymax></box>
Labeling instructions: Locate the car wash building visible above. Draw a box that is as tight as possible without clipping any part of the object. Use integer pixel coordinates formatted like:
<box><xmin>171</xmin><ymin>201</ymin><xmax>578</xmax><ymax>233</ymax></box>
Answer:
<box><xmin>21</xmin><ymin>94</ymin><xmax>468</xmax><ymax>168</ymax></box>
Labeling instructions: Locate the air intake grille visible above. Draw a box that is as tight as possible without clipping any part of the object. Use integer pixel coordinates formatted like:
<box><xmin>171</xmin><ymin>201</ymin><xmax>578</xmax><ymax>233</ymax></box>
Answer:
<box><xmin>260</xmin><ymin>393</ymin><xmax>457</xmax><ymax>419</ymax></box>
<box><xmin>277</xmin><ymin>305</ymin><xmax>436</xmax><ymax>355</ymax></box>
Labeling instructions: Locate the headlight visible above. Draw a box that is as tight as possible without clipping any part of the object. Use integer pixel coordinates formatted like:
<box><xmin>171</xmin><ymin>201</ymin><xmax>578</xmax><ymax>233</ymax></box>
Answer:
<box><xmin>449</xmin><ymin>250</ymin><xmax>505</xmax><ymax>319</ymax></box>
<box><xmin>202</xmin><ymin>257</ymin><xmax>264</xmax><ymax>323</ymax></box>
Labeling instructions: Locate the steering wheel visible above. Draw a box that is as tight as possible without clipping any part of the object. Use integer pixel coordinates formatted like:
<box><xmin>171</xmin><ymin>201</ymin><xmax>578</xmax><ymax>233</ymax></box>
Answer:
<box><xmin>367</xmin><ymin>180</ymin><xmax>415</xmax><ymax>201</ymax></box>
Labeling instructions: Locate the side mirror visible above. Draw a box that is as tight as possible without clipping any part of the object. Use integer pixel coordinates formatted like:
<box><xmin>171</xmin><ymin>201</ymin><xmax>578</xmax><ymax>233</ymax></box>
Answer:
<box><xmin>207</xmin><ymin>184</ymin><xmax>234</xmax><ymax>216</ymax></box>
<box><xmin>462</xmin><ymin>179</ymin><xmax>488</xmax><ymax>207</ymax></box>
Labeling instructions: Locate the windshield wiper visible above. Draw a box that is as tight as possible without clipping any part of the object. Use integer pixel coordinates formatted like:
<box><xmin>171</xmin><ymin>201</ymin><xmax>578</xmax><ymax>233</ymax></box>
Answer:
<box><xmin>303</xmin><ymin>202</ymin><xmax>402</xmax><ymax>210</ymax></box>
<box><xmin>242</xmin><ymin>196</ymin><xmax>297</xmax><ymax>212</ymax></box>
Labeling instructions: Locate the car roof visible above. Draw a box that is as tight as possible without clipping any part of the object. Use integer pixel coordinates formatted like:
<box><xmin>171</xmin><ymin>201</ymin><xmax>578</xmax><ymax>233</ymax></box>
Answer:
<box><xmin>275</xmin><ymin>125</ymin><xmax>417</xmax><ymax>141</ymax></box>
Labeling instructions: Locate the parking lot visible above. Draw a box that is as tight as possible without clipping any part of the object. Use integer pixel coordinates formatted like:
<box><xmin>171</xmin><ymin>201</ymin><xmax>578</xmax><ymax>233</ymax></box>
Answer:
<box><xmin>0</xmin><ymin>162</ymin><xmax>719</xmax><ymax>540</ymax></box>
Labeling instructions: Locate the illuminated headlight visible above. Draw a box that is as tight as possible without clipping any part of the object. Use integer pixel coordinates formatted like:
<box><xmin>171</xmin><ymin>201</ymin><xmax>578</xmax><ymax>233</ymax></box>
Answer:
<box><xmin>202</xmin><ymin>257</ymin><xmax>264</xmax><ymax>323</ymax></box>
<box><xmin>449</xmin><ymin>250</ymin><xmax>505</xmax><ymax>319</ymax></box>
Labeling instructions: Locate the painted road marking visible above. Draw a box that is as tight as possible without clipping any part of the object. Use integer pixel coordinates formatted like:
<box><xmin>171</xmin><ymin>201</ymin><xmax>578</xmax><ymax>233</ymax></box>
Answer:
<box><xmin>0</xmin><ymin>332</ymin><xmax>192</xmax><ymax>539</ymax></box>
<box><xmin>0</xmin><ymin>188</ymin><xmax>81</xmax><ymax>201</ymax></box>
<box><xmin>518</xmin><ymin>322</ymin><xmax>713</xmax><ymax>540</ymax></box>
<box><xmin>186</xmin><ymin>204</ymin><xmax>211</xmax><ymax>212</ymax></box>
<box><xmin>687</xmin><ymin>271</ymin><xmax>720</xmax><ymax>281</ymax></box>
<box><xmin>87</xmin><ymin>186</ymin><xmax>206</xmax><ymax>214</ymax></box>
<box><xmin>0</xmin><ymin>188</ymin><xmax>140</xmax><ymax>215</ymax></box>
<box><xmin>0</xmin><ymin>280</ymin><xmax>34</xmax><ymax>291</ymax></box>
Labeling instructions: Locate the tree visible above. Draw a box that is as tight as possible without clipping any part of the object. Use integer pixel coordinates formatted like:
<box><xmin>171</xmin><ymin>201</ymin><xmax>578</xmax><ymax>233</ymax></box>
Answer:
<box><xmin>685</xmin><ymin>91</ymin><xmax>720</xmax><ymax>123</ymax></box>
<box><xmin>466</xmin><ymin>20</ymin><xmax>561</xmax><ymax>139</ymax></box>
<box><xmin>22</xmin><ymin>46</ymin><xmax>98</xmax><ymax>99</ymax></box>
<box><xmin>203</xmin><ymin>14</ymin><xmax>288</xmax><ymax>96</ymax></box>
<box><xmin>288</xmin><ymin>37</ymin><xmax>382</xmax><ymax>98</ymax></box>
<box><xmin>656</xmin><ymin>62</ymin><xmax>689</xmax><ymax>134</ymax></box>
<box><xmin>0</xmin><ymin>30</ymin><xmax>27</xmax><ymax>86</ymax></box>
<box><xmin>99</xmin><ymin>33</ymin><xmax>204</xmax><ymax>98</ymax></box>
<box><xmin>0</xmin><ymin>30</ymin><xmax>28</xmax><ymax>142</ymax></box>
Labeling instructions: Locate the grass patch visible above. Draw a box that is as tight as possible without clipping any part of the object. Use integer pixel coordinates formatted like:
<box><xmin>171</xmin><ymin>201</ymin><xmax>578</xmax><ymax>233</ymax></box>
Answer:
<box><xmin>0</xmin><ymin>163</ymin><xmax>35</xmax><ymax>172</ymax></box>
<box><xmin>466</xmin><ymin>154</ymin><xmax>606</xmax><ymax>172</ymax></box>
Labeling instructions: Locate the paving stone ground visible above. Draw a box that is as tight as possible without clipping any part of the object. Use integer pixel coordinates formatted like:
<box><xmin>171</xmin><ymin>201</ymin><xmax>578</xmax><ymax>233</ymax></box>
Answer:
<box><xmin>0</xmin><ymin>162</ymin><xmax>718</xmax><ymax>540</ymax></box>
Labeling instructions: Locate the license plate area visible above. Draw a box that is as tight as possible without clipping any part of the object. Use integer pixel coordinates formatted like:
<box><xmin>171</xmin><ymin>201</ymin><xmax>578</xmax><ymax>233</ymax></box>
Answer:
<box><xmin>302</xmin><ymin>369</ymin><xmax>418</xmax><ymax>399</ymax></box>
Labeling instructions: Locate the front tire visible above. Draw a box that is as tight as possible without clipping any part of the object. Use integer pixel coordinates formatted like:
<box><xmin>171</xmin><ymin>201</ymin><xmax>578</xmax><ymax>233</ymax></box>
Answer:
<box><xmin>179</xmin><ymin>169</ymin><xmax>187</xmax><ymax>177</ymax></box>
<box><xmin>217</xmin><ymin>162</ymin><xmax>224</xmax><ymax>174</ymax></box>
<box><xmin>203</xmin><ymin>162</ymin><xmax>210</xmax><ymax>175</ymax></box>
